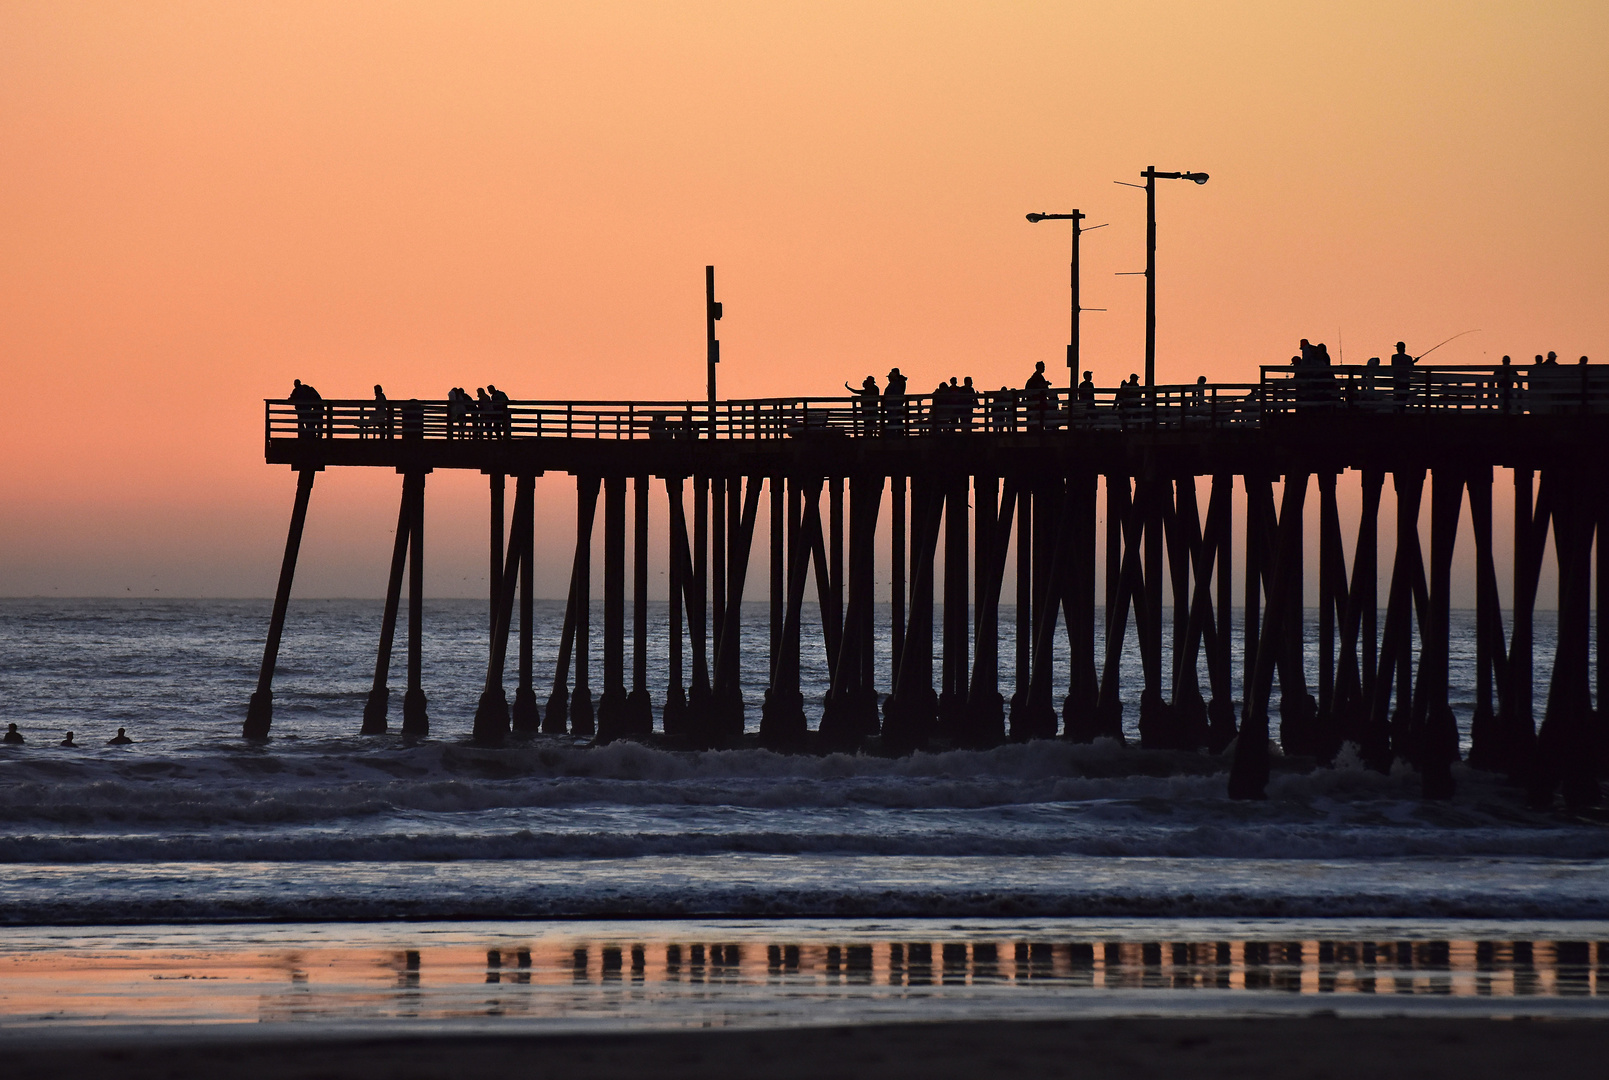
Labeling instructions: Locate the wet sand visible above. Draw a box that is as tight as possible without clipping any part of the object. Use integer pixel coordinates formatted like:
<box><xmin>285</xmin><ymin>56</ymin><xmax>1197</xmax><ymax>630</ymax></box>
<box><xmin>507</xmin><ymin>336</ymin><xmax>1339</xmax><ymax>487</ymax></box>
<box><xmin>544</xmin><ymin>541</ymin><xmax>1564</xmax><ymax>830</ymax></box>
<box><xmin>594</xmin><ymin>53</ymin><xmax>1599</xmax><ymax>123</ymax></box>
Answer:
<box><xmin>4</xmin><ymin>1017</ymin><xmax>1607</xmax><ymax>1080</ymax></box>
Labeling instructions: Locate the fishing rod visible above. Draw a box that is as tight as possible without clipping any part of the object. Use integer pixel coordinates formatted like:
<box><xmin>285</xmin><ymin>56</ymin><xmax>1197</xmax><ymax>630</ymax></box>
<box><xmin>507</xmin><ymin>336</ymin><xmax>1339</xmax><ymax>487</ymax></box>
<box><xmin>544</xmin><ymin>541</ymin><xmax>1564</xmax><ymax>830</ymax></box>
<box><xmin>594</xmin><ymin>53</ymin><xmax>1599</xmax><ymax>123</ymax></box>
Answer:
<box><xmin>1415</xmin><ymin>328</ymin><xmax>1481</xmax><ymax>362</ymax></box>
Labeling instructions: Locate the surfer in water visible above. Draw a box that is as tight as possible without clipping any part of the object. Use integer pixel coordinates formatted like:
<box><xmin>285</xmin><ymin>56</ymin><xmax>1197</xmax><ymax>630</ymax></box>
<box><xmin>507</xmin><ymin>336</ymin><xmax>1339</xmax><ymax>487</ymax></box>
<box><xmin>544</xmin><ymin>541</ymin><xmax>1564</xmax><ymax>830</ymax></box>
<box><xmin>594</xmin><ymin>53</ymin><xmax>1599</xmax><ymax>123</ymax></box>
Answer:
<box><xmin>108</xmin><ymin>728</ymin><xmax>133</xmax><ymax>745</ymax></box>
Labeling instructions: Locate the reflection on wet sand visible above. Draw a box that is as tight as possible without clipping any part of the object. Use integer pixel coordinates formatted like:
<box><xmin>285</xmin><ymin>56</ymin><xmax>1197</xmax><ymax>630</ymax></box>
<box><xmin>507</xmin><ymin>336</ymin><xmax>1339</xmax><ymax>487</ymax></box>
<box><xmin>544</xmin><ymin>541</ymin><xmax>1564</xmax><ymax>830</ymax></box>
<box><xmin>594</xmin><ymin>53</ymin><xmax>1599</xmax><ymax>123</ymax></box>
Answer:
<box><xmin>3</xmin><ymin>929</ymin><xmax>1607</xmax><ymax>1029</ymax></box>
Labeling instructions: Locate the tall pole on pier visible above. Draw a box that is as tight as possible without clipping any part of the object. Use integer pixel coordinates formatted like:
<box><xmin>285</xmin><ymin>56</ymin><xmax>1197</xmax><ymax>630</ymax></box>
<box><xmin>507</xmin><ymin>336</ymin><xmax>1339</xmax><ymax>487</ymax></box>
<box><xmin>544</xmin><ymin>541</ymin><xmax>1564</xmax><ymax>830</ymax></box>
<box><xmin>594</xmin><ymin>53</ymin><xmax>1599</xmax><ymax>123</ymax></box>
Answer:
<box><xmin>706</xmin><ymin>265</ymin><xmax>722</xmax><ymax>440</ymax></box>
<box><xmin>1026</xmin><ymin>210</ymin><xmax>1088</xmax><ymax>390</ymax></box>
<box><xmin>1120</xmin><ymin>167</ymin><xmax>1207</xmax><ymax>396</ymax></box>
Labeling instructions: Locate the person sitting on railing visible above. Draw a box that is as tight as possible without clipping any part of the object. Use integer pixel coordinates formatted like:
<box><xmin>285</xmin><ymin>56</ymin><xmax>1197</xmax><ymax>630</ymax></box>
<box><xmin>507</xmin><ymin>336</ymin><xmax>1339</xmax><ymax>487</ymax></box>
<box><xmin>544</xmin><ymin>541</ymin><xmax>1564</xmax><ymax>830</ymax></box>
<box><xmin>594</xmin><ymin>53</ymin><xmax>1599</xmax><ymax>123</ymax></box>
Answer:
<box><xmin>1024</xmin><ymin>361</ymin><xmax>1052</xmax><ymax>430</ymax></box>
<box><xmin>845</xmin><ymin>376</ymin><xmax>880</xmax><ymax>436</ymax></box>
<box><xmin>289</xmin><ymin>379</ymin><xmax>323</xmax><ymax>438</ymax></box>
<box><xmin>883</xmin><ymin>367</ymin><xmax>907</xmax><ymax>435</ymax></box>
<box><xmin>487</xmin><ymin>384</ymin><xmax>511</xmax><ymax>438</ymax></box>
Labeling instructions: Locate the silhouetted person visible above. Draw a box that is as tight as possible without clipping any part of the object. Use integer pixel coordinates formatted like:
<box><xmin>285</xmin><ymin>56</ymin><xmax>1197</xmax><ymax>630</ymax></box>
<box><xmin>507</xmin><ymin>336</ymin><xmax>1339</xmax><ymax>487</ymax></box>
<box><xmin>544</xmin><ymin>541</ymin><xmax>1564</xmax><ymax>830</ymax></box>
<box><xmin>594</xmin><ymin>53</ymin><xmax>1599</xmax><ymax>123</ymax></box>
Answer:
<box><xmin>60</xmin><ymin>732</ymin><xmax>75</xmax><ymax>747</ymax></box>
<box><xmin>959</xmin><ymin>376</ymin><xmax>978</xmax><ymax>430</ymax></box>
<box><xmin>108</xmin><ymin>728</ymin><xmax>132</xmax><ymax>745</ymax></box>
<box><xmin>1024</xmin><ymin>361</ymin><xmax>1051</xmax><ymax>428</ymax></box>
<box><xmin>1391</xmin><ymin>341</ymin><xmax>1413</xmax><ymax>408</ymax></box>
<box><xmin>930</xmin><ymin>381</ymin><xmax>951</xmax><ymax>434</ymax></box>
<box><xmin>447</xmin><ymin>388</ymin><xmax>469</xmax><ymax>439</ymax></box>
<box><xmin>365</xmin><ymin>384</ymin><xmax>392</xmax><ymax>439</ymax></box>
<box><xmin>1496</xmin><ymin>356</ymin><xmax>1515</xmax><ymax>412</ymax></box>
<box><xmin>1078</xmin><ymin>371</ymin><xmax>1096</xmax><ymax>405</ymax></box>
<box><xmin>845</xmin><ymin>376</ymin><xmax>879</xmax><ymax>435</ymax></box>
<box><xmin>474</xmin><ymin>388</ymin><xmax>493</xmax><ymax>439</ymax></box>
<box><xmin>992</xmin><ymin>386</ymin><xmax>1016</xmax><ymax>431</ymax></box>
<box><xmin>487</xmin><ymin>384</ymin><xmax>511</xmax><ymax>437</ymax></box>
<box><xmin>884</xmin><ymin>367</ymin><xmax>907</xmax><ymax>434</ymax></box>
<box><xmin>289</xmin><ymin>379</ymin><xmax>323</xmax><ymax>438</ymax></box>
<box><xmin>3</xmin><ymin>723</ymin><xmax>22</xmax><ymax>745</ymax></box>
<box><xmin>1116</xmin><ymin>373</ymin><xmax>1141</xmax><ymax>426</ymax></box>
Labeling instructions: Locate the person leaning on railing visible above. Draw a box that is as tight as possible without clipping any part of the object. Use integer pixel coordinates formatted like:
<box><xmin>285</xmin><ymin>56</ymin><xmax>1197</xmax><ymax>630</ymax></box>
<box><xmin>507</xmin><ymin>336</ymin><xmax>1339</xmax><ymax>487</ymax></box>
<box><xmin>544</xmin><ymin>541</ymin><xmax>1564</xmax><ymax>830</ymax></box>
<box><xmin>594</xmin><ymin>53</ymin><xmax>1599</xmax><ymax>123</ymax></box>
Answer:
<box><xmin>883</xmin><ymin>367</ymin><xmax>907</xmax><ymax>435</ymax></box>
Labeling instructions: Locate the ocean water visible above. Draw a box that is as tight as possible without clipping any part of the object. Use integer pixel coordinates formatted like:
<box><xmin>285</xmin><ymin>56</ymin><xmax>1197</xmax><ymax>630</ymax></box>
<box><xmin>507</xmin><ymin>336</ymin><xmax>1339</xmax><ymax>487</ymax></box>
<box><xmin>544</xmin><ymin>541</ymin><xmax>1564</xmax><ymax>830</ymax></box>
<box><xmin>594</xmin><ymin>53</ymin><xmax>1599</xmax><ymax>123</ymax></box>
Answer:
<box><xmin>2</xmin><ymin>597</ymin><xmax>1607</xmax><ymax>1026</ymax></box>
<box><xmin>0</xmin><ymin>598</ymin><xmax>1602</xmax><ymax>929</ymax></box>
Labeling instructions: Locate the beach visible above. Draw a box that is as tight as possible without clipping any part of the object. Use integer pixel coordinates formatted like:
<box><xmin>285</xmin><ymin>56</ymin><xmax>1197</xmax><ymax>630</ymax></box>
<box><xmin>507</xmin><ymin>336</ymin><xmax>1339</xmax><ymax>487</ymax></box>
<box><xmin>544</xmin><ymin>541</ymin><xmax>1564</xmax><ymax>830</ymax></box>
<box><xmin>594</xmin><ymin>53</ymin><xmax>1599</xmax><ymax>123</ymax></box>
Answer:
<box><xmin>7</xmin><ymin>1018</ymin><xmax>1609</xmax><ymax>1080</ymax></box>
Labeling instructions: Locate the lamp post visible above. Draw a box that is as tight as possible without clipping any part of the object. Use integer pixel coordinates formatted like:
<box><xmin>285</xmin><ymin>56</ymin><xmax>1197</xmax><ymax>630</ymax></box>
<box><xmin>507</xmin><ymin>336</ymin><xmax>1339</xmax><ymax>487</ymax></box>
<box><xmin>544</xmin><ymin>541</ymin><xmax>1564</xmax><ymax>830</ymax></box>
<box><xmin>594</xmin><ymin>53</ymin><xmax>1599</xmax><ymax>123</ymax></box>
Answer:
<box><xmin>1026</xmin><ymin>210</ymin><xmax>1086</xmax><ymax>391</ymax></box>
<box><xmin>705</xmin><ymin>265</ymin><xmax>722</xmax><ymax>440</ymax></box>
<box><xmin>1124</xmin><ymin>167</ymin><xmax>1208</xmax><ymax>392</ymax></box>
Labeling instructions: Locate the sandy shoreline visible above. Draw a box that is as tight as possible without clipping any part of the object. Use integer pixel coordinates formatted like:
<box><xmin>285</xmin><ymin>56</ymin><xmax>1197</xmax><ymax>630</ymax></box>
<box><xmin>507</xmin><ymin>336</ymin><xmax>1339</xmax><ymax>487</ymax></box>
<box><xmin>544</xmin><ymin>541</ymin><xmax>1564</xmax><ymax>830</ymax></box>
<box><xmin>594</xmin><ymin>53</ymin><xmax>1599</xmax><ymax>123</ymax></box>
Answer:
<box><xmin>4</xmin><ymin>1018</ymin><xmax>1607</xmax><ymax>1080</ymax></box>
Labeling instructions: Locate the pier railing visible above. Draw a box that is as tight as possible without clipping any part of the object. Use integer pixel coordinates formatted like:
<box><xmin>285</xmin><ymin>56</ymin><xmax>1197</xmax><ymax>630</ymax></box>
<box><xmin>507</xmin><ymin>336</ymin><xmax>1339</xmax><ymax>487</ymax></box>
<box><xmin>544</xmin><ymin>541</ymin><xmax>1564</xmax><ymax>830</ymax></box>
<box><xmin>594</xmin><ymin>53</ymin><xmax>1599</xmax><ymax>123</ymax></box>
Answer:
<box><xmin>265</xmin><ymin>363</ymin><xmax>1604</xmax><ymax>444</ymax></box>
<box><xmin>266</xmin><ymin>382</ymin><xmax>1265</xmax><ymax>443</ymax></box>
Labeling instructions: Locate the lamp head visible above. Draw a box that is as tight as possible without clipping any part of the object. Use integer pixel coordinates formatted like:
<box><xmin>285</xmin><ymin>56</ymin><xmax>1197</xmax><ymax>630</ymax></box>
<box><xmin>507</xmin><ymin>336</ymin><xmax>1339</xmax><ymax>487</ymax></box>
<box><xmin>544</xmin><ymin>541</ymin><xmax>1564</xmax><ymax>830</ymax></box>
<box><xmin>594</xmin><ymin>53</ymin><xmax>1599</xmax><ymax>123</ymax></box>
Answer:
<box><xmin>1185</xmin><ymin>172</ymin><xmax>1209</xmax><ymax>185</ymax></box>
<box><xmin>1026</xmin><ymin>213</ymin><xmax>1046</xmax><ymax>223</ymax></box>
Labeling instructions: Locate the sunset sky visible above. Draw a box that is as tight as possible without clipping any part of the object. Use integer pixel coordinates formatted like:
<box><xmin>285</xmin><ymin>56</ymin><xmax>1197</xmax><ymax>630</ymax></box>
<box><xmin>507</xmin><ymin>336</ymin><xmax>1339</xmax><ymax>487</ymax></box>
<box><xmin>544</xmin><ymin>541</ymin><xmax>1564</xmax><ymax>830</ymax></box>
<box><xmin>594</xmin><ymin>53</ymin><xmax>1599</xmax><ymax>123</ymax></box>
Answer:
<box><xmin>1</xmin><ymin>1</ymin><xmax>1604</xmax><ymax>599</ymax></box>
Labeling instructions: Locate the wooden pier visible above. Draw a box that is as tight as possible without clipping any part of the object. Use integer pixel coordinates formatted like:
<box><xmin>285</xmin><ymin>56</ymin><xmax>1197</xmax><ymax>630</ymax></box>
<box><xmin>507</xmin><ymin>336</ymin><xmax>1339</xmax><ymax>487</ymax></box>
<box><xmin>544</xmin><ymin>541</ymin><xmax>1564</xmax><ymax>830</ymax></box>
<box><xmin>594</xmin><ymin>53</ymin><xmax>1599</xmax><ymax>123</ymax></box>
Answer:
<box><xmin>244</xmin><ymin>364</ymin><xmax>1609</xmax><ymax>806</ymax></box>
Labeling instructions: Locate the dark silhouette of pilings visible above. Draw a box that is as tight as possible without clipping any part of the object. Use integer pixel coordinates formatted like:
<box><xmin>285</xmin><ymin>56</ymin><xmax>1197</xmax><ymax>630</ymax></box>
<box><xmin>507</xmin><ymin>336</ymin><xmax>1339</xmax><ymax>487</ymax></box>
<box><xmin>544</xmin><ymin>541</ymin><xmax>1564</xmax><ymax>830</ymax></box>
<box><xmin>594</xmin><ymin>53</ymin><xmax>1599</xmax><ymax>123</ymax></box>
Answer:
<box><xmin>401</xmin><ymin>470</ymin><xmax>429</xmax><ymax>736</ymax></box>
<box><xmin>511</xmin><ymin>475</ymin><xmax>540</xmax><ymax>734</ymax></box>
<box><xmin>473</xmin><ymin>472</ymin><xmax>533</xmax><ymax>746</ymax></box>
<box><xmin>595</xmin><ymin>475</ymin><xmax>628</xmax><ymax>742</ymax></box>
<box><xmin>662</xmin><ymin>477</ymin><xmax>689</xmax><ymax>735</ymax></box>
<box><xmin>361</xmin><ymin>473</ymin><xmax>410</xmax><ymax>734</ymax></box>
<box><xmin>243</xmin><ymin>466</ymin><xmax>317</xmax><ymax>739</ymax></box>
<box><xmin>255</xmin><ymin>394</ymin><xmax>1609</xmax><ymax>811</ymax></box>
<box><xmin>625</xmin><ymin>475</ymin><xmax>654</xmax><ymax>736</ymax></box>
<box><xmin>545</xmin><ymin>475</ymin><xmax>599</xmax><ymax>737</ymax></box>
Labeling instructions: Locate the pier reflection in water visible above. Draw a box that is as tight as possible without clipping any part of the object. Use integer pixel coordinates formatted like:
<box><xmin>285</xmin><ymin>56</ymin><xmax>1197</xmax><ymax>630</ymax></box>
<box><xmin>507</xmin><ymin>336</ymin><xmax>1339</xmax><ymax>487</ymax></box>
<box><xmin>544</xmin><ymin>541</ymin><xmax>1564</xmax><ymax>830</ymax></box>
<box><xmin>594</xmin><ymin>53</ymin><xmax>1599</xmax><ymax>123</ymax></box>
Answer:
<box><xmin>3</xmin><ymin>921</ymin><xmax>1608</xmax><ymax>1029</ymax></box>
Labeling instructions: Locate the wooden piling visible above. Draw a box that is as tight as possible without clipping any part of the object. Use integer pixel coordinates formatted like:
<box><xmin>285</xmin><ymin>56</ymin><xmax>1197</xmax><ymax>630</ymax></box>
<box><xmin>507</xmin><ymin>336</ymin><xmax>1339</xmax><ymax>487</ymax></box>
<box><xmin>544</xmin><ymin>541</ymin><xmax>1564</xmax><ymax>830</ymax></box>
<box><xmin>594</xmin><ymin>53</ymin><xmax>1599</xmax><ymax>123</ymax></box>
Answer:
<box><xmin>885</xmin><ymin>479</ymin><xmax>942</xmax><ymax>752</ymax></box>
<box><xmin>401</xmin><ymin>470</ymin><xmax>429</xmax><ymax>737</ymax></box>
<box><xmin>361</xmin><ymin>475</ymin><xmax>410</xmax><ymax>735</ymax></box>
<box><xmin>662</xmin><ymin>476</ymin><xmax>689</xmax><ymax>735</ymax></box>
<box><xmin>244</xmin><ymin>467</ymin><xmax>318</xmax><ymax>739</ymax></box>
<box><xmin>489</xmin><ymin>472</ymin><xmax>504</xmax><ymax>636</ymax></box>
<box><xmin>891</xmin><ymin>475</ymin><xmax>906</xmax><ymax>690</ymax></box>
<box><xmin>511</xmin><ymin>475</ymin><xmax>540</xmax><ymax>734</ymax></box>
<box><xmin>760</xmin><ymin>476</ymin><xmax>812</xmax><ymax>748</ymax></box>
<box><xmin>1010</xmin><ymin>480</ymin><xmax>1032</xmax><ymax>730</ymax></box>
<box><xmin>1229</xmin><ymin>472</ymin><xmax>1309</xmax><ymax>799</ymax></box>
<box><xmin>1532</xmin><ymin>468</ymin><xmax>1601</xmax><ymax>810</ymax></box>
<box><xmin>596</xmin><ymin>475</ymin><xmax>628</xmax><ymax>742</ymax></box>
<box><xmin>473</xmin><ymin>473</ymin><xmax>531</xmax><ymax>746</ymax></box>
<box><xmin>1416</xmin><ymin>468</ymin><xmax>1464</xmax><ymax>798</ymax></box>
<box><xmin>939</xmin><ymin>474</ymin><xmax>970</xmax><ymax>734</ymax></box>
<box><xmin>1207</xmin><ymin>473</ymin><xmax>1238</xmax><ymax>751</ymax></box>
<box><xmin>569</xmin><ymin>475</ymin><xmax>600</xmax><ymax>738</ymax></box>
<box><xmin>964</xmin><ymin>475</ymin><xmax>1008</xmax><ymax>746</ymax></box>
<box><xmin>1062</xmin><ymin>471</ymin><xmax>1099</xmax><ymax>736</ymax></box>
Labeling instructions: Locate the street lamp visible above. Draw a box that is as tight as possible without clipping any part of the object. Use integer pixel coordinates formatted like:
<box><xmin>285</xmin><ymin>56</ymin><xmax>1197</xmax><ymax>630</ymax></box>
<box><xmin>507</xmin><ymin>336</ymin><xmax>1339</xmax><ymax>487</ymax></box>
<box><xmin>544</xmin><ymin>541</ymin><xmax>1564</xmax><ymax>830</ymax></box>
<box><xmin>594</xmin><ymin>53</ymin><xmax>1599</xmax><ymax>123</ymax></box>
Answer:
<box><xmin>1117</xmin><ymin>167</ymin><xmax>1208</xmax><ymax>392</ymax></box>
<box><xmin>1026</xmin><ymin>210</ymin><xmax>1089</xmax><ymax>391</ymax></box>
<box><xmin>705</xmin><ymin>265</ymin><xmax>722</xmax><ymax>440</ymax></box>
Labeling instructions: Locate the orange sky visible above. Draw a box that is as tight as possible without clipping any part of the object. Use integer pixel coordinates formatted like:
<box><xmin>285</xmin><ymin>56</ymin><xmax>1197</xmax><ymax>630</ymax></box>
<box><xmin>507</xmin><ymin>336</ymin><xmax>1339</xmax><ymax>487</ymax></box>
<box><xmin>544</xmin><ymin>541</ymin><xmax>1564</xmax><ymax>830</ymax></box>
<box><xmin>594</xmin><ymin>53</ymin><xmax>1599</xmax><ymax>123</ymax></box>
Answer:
<box><xmin>1</xmin><ymin>1</ymin><xmax>1604</xmax><ymax>598</ymax></box>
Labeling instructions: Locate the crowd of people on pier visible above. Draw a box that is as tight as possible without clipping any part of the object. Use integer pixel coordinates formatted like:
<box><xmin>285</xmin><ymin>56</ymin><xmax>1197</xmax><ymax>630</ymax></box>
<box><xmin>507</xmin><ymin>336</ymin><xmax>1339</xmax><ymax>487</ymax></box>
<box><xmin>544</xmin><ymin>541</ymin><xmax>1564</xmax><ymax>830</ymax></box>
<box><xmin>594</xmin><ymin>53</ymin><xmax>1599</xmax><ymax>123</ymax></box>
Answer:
<box><xmin>289</xmin><ymin>380</ymin><xmax>518</xmax><ymax>440</ymax></box>
<box><xmin>281</xmin><ymin>344</ymin><xmax>1599</xmax><ymax>444</ymax></box>
<box><xmin>1274</xmin><ymin>340</ymin><xmax>1597</xmax><ymax>413</ymax></box>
